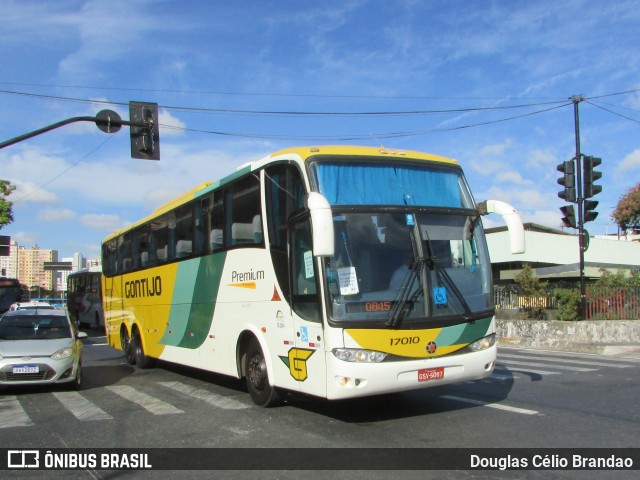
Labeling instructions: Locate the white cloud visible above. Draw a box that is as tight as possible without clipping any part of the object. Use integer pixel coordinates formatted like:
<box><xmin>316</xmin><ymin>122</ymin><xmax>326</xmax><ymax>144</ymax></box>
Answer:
<box><xmin>8</xmin><ymin>231</ymin><xmax>38</xmax><ymax>248</ymax></box>
<box><xmin>80</xmin><ymin>213</ymin><xmax>127</xmax><ymax>233</ymax></box>
<box><xmin>37</xmin><ymin>208</ymin><xmax>76</xmax><ymax>222</ymax></box>
<box><xmin>159</xmin><ymin>110</ymin><xmax>187</xmax><ymax>137</ymax></box>
<box><xmin>12</xmin><ymin>180</ymin><xmax>59</xmax><ymax>205</ymax></box>
<box><xmin>480</xmin><ymin>139</ymin><xmax>513</xmax><ymax>156</ymax></box>
<box><xmin>485</xmin><ymin>186</ymin><xmax>549</xmax><ymax>210</ymax></box>
<box><xmin>495</xmin><ymin>171</ymin><xmax>533</xmax><ymax>185</ymax></box>
<box><xmin>524</xmin><ymin>209</ymin><xmax>565</xmax><ymax>229</ymax></box>
<box><xmin>617</xmin><ymin>148</ymin><xmax>640</xmax><ymax>173</ymax></box>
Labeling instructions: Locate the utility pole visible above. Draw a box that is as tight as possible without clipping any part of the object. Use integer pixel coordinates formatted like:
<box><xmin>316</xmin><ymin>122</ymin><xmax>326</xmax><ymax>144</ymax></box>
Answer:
<box><xmin>571</xmin><ymin>95</ymin><xmax>587</xmax><ymax>321</ymax></box>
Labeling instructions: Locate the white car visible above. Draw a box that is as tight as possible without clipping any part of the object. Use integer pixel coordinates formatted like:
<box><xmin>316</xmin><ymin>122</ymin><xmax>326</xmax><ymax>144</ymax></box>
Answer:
<box><xmin>0</xmin><ymin>309</ymin><xmax>87</xmax><ymax>389</ymax></box>
<box><xmin>9</xmin><ymin>301</ymin><xmax>57</xmax><ymax>311</ymax></box>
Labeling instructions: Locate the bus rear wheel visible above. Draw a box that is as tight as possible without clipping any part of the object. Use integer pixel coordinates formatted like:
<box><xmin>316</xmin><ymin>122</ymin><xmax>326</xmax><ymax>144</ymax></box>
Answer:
<box><xmin>244</xmin><ymin>338</ymin><xmax>281</xmax><ymax>407</ymax></box>
<box><xmin>132</xmin><ymin>329</ymin><xmax>154</xmax><ymax>369</ymax></box>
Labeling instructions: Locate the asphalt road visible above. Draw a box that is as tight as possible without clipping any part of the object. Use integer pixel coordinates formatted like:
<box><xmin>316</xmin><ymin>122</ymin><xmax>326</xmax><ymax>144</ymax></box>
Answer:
<box><xmin>2</xmin><ymin>327</ymin><xmax>639</xmax><ymax>480</ymax></box>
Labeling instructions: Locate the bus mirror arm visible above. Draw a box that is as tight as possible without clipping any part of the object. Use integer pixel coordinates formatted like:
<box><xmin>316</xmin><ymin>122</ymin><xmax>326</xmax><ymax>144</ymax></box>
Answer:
<box><xmin>306</xmin><ymin>193</ymin><xmax>335</xmax><ymax>257</ymax></box>
<box><xmin>477</xmin><ymin>200</ymin><xmax>525</xmax><ymax>254</ymax></box>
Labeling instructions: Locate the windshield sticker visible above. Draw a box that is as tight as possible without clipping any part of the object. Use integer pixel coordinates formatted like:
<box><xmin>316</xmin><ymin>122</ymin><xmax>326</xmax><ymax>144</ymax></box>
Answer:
<box><xmin>338</xmin><ymin>266</ymin><xmax>359</xmax><ymax>295</ymax></box>
<box><xmin>433</xmin><ymin>287</ymin><xmax>448</xmax><ymax>305</ymax></box>
<box><xmin>303</xmin><ymin>250</ymin><xmax>314</xmax><ymax>279</ymax></box>
<box><xmin>405</xmin><ymin>214</ymin><xmax>415</xmax><ymax>226</ymax></box>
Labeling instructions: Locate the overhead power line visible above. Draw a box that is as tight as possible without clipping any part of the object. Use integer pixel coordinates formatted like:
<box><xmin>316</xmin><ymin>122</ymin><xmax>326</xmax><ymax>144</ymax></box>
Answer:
<box><xmin>0</xmin><ymin>88</ymin><xmax>567</xmax><ymax>117</ymax></box>
<box><xmin>0</xmin><ymin>81</ymin><xmax>567</xmax><ymax>101</ymax></box>
<box><xmin>584</xmin><ymin>100</ymin><xmax>640</xmax><ymax>126</ymax></box>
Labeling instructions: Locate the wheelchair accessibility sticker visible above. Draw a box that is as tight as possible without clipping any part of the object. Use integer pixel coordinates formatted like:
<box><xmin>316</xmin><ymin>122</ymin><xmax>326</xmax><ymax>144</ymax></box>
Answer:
<box><xmin>433</xmin><ymin>287</ymin><xmax>448</xmax><ymax>305</ymax></box>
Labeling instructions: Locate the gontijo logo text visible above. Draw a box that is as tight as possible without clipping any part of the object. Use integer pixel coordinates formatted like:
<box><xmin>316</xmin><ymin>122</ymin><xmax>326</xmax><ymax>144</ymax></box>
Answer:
<box><xmin>124</xmin><ymin>276</ymin><xmax>162</xmax><ymax>298</ymax></box>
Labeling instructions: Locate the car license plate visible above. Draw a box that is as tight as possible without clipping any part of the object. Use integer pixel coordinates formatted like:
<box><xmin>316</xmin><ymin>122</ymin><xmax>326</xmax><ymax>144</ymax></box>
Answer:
<box><xmin>13</xmin><ymin>365</ymin><xmax>39</xmax><ymax>374</ymax></box>
<box><xmin>418</xmin><ymin>367</ymin><xmax>444</xmax><ymax>382</ymax></box>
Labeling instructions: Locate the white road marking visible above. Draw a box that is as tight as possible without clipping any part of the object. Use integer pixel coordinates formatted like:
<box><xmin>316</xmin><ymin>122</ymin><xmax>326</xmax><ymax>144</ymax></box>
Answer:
<box><xmin>0</xmin><ymin>396</ymin><xmax>33</xmax><ymax>427</ymax></box>
<box><xmin>159</xmin><ymin>381</ymin><xmax>252</xmax><ymax>410</ymax></box>
<box><xmin>441</xmin><ymin>395</ymin><xmax>539</xmax><ymax>415</ymax></box>
<box><xmin>53</xmin><ymin>391</ymin><xmax>113</xmax><ymax>421</ymax></box>
<box><xmin>106</xmin><ymin>385</ymin><xmax>184</xmax><ymax>415</ymax></box>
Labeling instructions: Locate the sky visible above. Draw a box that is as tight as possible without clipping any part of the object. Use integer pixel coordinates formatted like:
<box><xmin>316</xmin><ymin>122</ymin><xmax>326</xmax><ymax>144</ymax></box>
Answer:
<box><xmin>1</xmin><ymin>0</ymin><xmax>639</xmax><ymax>261</ymax></box>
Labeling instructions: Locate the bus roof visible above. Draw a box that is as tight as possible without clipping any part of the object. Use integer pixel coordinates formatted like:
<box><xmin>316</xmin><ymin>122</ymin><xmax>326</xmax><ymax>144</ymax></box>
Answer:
<box><xmin>267</xmin><ymin>145</ymin><xmax>459</xmax><ymax>166</ymax></box>
<box><xmin>102</xmin><ymin>145</ymin><xmax>459</xmax><ymax>242</ymax></box>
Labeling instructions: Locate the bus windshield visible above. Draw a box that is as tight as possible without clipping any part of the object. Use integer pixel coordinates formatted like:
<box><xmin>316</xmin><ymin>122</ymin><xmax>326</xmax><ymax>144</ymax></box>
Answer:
<box><xmin>323</xmin><ymin>211</ymin><xmax>492</xmax><ymax>327</ymax></box>
<box><xmin>312</xmin><ymin>160</ymin><xmax>474</xmax><ymax>208</ymax></box>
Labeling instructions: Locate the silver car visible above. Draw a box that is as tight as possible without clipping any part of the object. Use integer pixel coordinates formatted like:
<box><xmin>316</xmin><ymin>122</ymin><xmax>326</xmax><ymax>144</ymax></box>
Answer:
<box><xmin>0</xmin><ymin>309</ymin><xmax>87</xmax><ymax>389</ymax></box>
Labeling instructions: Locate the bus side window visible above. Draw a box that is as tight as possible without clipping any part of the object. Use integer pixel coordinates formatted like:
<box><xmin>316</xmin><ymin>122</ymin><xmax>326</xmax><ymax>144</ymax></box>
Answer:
<box><xmin>150</xmin><ymin>215</ymin><xmax>170</xmax><ymax>264</ymax></box>
<box><xmin>194</xmin><ymin>195</ymin><xmax>211</xmax><ymax>256</ymax></box>
<box><xmin>227</xmin><ymin>175</ymin><xmax>262</xmax><ymax>247</ymax></box>
<box><xmin>210</xmin><ymin>190</ymin><xmax>224</xmax><ymax>251</ymax></box>
<box><xmin>265</xmin><ymin>163</ymin><xmax>306</xmax><ymax>299</ymax></box>
<box><xmin>174</xmin><ymin>204</ymin><xmax>194</xmax><ymax>259</ymax></box>
<box><xmin>119</xmin><ymin>234</ymin><xmax>132</xmax><ymax>273</ymax></box>
<box><xmin>290</xmin><ymin>216</ymin><xmax>321</xmax><ymax>322</ymax></box>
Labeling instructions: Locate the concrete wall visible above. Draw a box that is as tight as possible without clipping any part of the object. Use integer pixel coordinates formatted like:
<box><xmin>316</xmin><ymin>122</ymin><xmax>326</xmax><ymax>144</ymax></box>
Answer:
<box><xmin>496</xmin><ymin>318</ymin><xmax>640</xmax><ymax>355</ymax></box>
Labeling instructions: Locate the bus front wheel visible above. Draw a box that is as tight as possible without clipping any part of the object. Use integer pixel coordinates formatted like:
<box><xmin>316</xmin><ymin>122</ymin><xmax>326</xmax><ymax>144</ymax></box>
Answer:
<box><xmin>244</xmin><ymin>338</ymin><xmax>281</xmax><ymax>407</ymax></box>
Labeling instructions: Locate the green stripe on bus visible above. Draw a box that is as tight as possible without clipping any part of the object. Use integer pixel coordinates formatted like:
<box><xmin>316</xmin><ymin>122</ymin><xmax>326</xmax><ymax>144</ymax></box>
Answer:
<box><xmin>435</xmin><ymin>317</ymin><xmax>492</xmax><ymax>345</ymax></box>
<box><xmin>177</xmin><ymin>253</ymin><xmax>227</xmax><ymax>349</ymax></box>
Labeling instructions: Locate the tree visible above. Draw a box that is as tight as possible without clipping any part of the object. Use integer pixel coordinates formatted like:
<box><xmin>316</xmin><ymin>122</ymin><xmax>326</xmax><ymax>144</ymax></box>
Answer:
<box><xmin>612</xmin><ymin>182</ymin><xmax>640</xmax><ymax>233</ymax></box>
<box><xmin>514</xmin><ymin>264</ymin><xmax>546</xmax><ymax>319</ymax></box>
<box><xmin>0</xmin><ymin>180</ymin><xmax>16</xmax><ymax>229</ymax></box>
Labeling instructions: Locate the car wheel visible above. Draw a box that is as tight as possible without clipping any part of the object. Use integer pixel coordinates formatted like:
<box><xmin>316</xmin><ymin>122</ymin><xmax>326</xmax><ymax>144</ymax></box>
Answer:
<box><xmin>244</xmin><ymin>337</ymin><xmax>281</xmax><ymax>407</ymax></box>
<box><xmin>70</xmin><ymin>362</ymin><xmax>82</xmax><ymax>390</ymax></box>
<box><xmin>132</xmin><ymin>329</ymin><xmax>154</xmax><ymax>369</ymax></box>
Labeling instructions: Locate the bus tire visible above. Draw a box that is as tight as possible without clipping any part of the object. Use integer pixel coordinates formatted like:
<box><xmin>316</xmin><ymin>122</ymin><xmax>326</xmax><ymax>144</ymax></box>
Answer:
<box><xmin>132</xmin><ymin>328</ymin><xmax>154</xmax><ymax>369</ymax></box>
<box><xmin>244</xmin><ymin>337</ymin><xmax>281</xmax><ymax>407</ymax></box>
<box><xmin>121</xmin><ymin>328</ymin><xmax>136</xmax><ymax>365</ymax></box>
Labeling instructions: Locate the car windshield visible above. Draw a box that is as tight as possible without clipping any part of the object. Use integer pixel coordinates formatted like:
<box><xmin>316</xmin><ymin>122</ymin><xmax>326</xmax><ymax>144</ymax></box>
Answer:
<box><xmin>323</xmin><ymin>211</ymin><xmax>493</xmax><ymax>327</ymax></box>
<box><xmin>0</xmin><ymin>315</ymin><xmax>72</xmax><ymax>340</ymax></box>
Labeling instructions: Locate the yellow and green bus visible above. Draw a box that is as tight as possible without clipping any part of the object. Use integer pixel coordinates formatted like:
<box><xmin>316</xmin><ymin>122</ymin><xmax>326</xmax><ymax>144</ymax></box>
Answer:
<box><xmin>102</xmin><ymin>145</ymin><xmax>525</xmax><ymax>406</ymax></box>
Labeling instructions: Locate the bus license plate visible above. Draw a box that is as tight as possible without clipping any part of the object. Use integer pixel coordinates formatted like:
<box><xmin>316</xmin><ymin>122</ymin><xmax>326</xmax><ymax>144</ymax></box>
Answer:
<box><xmin>13</xmin><ymin>365</ymin><xmax>39</xmax><ymax>374</ymax></box>
<box><xmin>418</xmin><ymin>367</ymin><xmax>444</xmax><ymax>382</ymax></box>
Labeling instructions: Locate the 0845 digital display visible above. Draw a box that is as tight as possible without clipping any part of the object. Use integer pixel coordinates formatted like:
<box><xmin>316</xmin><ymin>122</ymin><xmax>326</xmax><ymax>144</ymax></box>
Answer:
<box><xmin>346</xmin><ymin>301</ymin><xmax>396</xmax><ymax>314</ymax></box>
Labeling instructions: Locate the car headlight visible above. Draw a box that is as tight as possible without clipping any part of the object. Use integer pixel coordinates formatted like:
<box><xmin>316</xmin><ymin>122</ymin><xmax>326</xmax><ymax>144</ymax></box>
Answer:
<box><xmin>332</xmin><ymin>348</ymin><xmax>387</xmax><ymax>363</ymax></box>
<box><xmin>51</xmin><ymin>347</ymin><xmax>73</xmax><ymax>360</ymax></box>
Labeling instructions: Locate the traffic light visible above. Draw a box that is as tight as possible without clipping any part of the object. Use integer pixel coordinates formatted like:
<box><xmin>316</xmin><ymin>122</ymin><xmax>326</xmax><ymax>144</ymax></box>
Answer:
<box><xmin>560</xmin><ymin>205</ymin><xmax>577</xmax><ymax>229</ymax></box>
<box><xmin>557</xmin><ymin>159</ymin><xmax>576</xmax><ymax>203</ymax></box>
<box><xmin>583</xmin><ymin>156</ymin><xmax>602</xmax><ymax>198</ymax></box>
<box><xmin>583</xmin><ymin>200</ymin><xmax>599</xmax><ymax>223</ymax></box>
<box><xmin>129</xmin><ymin>102</ymin><xmax>160</xmax><ymax>160</ymax></box>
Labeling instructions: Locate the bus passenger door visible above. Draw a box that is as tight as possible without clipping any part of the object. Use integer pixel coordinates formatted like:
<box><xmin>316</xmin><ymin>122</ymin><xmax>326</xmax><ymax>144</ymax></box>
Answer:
<box><xmin>289</xmin><ymin>216</ymin><xmax>327</xmax><ymax>399</ymax></box>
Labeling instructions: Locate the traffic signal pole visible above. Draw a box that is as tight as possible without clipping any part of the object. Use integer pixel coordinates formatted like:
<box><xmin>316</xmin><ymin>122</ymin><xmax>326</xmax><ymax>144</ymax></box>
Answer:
<box><xmin>571</xmin><ymin>95</ymin><xmax>587</xmax><ymax>320</ymax></box>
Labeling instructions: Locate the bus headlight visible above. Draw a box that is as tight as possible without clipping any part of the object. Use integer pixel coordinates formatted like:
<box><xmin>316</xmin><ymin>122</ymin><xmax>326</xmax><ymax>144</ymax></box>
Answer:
<box><xmin>332</xmin><ymin>348</ymin><xmax>387</xmax><ymax>363</ymax></box>
<box><xmin>466</xmin><ymin>334</ymin><xmax>496</xmax><ymax>352</ymax></box>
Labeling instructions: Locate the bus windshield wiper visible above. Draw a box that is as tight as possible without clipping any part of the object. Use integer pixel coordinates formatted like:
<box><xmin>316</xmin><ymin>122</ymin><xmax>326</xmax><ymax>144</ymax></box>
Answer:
<box><xmin>424</xmin><ymin>247</ymin><xmax>474</xmax><ymax>322</ymax></box>
<box><xmin>386</xmin><ymin>256</ymin><xmax>425</xmax><ymax>329</ymax></box>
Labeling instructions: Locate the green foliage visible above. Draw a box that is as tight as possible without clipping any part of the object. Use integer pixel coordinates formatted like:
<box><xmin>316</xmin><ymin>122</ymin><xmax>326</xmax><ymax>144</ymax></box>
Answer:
<box><xmin>514</xmin><ymin>264</ymin><xmax>546</xmax><ymax>319</ymax></box>
<box><xmin>553</xmin><ymin>288</ymin><xmax>581</xmax><ymax>321</ymax></box>
<box><xmin>612</xmin><ymin>182</ymin><xmax>640</xmax><ymax>231</ymax></box>
<box><xmin>595</xmin><ymin>268</ymin><xmax>640</xmax><ymax>288</ymax></box>
<box><xmin>0</xmin><ymin>180</ymin><xmax>16</xmax><ymax>229</ymax></box>
<box><xmin>514</xmin><ymin>264</ymin><xmax>545</xmax><ymax>295</ymax></box>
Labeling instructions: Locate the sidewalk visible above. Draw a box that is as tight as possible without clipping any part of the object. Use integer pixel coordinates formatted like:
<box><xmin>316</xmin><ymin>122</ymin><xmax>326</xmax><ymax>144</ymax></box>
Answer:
<box><xmin>496</xmin><ymin>318</ymin><xmax>640</xmax><ymax>358</ymax></box>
